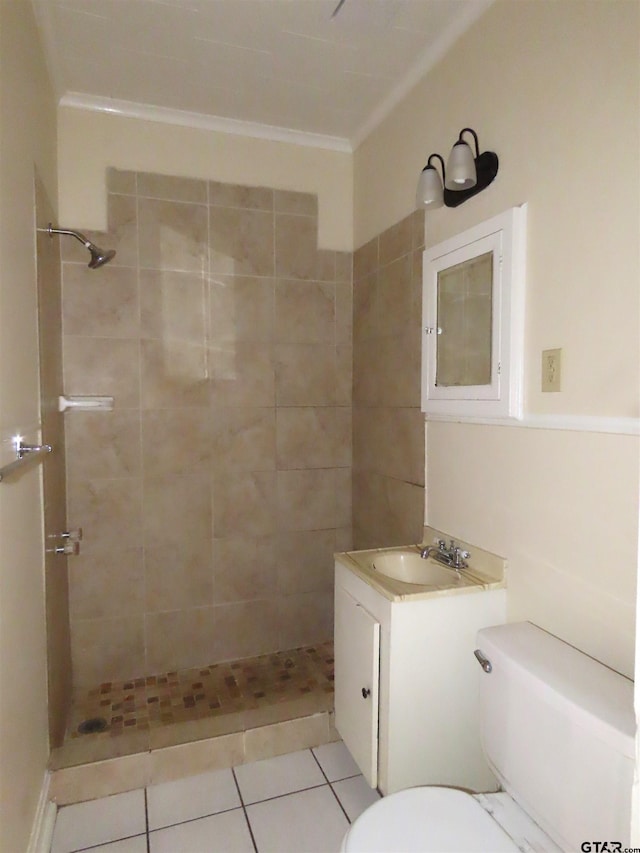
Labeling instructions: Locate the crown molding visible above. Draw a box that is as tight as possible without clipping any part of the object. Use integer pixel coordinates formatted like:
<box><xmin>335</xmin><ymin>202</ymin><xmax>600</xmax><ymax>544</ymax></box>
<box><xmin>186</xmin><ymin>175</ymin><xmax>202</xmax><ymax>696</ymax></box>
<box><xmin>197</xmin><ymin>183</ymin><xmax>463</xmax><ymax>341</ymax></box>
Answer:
<box><xmin>350</xmin><ymin>0</ymin><xmax>495</xmax><ymax>150</ymax></box>
<box><xmin>59</xmin><ymin>92</ymin><xmax>353</xmax><ymax>153</ymax></box>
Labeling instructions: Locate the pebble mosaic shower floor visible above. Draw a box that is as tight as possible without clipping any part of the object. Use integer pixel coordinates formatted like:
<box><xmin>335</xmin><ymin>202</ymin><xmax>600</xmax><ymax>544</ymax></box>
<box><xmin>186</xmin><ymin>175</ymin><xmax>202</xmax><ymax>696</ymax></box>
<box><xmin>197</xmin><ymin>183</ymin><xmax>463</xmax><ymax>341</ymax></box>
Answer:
<box><xmin>53</xmin><ymin>642</ymin><xmax>334</xmax><ymax>769</ymax></box>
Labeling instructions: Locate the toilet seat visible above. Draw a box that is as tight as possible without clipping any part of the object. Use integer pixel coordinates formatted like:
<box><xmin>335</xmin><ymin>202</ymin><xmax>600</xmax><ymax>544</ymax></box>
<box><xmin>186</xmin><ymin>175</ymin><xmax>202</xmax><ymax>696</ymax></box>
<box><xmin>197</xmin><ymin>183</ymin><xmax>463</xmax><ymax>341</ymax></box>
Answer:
<box><xmin>342</xmin><ymin>787</ymin><xmax>519</xmax><ymax>853</ymax></box>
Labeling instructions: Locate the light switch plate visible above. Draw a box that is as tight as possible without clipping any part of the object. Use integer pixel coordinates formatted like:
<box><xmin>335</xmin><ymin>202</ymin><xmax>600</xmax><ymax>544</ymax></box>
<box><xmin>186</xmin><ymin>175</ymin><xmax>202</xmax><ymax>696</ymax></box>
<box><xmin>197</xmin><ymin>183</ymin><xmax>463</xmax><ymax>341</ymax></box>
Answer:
<box><xmin>542</xmin><ymin>348</ymin><xmax>562</xmax><ymax>392</ymax></box>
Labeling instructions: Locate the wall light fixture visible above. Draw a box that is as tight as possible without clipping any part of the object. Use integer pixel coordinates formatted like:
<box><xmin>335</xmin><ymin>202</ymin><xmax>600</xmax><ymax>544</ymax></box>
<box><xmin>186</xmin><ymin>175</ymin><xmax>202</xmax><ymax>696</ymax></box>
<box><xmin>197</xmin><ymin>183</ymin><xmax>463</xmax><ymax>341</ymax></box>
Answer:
<box><xmin>416</xmin><ymin>128</ymin><xmax>499</xmax><ymax>210</ymax></box>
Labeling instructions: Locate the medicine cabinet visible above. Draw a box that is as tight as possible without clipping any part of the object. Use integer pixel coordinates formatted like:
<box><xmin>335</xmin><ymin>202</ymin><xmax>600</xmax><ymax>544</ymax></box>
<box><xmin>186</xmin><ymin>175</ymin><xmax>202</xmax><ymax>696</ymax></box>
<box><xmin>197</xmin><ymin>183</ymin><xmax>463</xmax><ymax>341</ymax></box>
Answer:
<box><xmin>421</xmin><ymin>204</ymin><xmax>527</xmax><ymax>420</ymax></box>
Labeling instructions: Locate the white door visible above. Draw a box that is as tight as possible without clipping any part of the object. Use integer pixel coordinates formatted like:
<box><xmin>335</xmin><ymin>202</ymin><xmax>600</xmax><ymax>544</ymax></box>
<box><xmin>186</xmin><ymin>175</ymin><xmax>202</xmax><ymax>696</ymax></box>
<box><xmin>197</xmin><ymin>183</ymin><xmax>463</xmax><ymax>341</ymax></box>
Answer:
<box><xmin>334</xmin><ymin>584</ymin><xmax>380</xmax><ymax>787</ymax></box>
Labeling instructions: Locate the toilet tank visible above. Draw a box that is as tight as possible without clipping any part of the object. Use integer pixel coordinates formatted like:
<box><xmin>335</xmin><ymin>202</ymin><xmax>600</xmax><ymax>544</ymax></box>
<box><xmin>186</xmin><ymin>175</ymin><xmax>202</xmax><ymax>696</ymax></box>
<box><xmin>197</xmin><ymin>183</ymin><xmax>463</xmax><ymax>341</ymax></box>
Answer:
<box><xmin>476</xmin><ymin>622</ymin><xmax>634</xmax><ymax>851</ymax></box>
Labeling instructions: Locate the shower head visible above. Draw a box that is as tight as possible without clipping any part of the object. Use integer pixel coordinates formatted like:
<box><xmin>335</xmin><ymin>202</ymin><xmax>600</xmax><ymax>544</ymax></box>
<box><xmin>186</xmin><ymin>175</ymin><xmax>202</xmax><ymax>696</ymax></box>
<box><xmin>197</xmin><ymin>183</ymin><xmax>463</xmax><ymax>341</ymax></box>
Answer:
<box><xmin>43</xmin><ymin>223</ymin><xmax>116</xmax><ymax>269</ymax></box>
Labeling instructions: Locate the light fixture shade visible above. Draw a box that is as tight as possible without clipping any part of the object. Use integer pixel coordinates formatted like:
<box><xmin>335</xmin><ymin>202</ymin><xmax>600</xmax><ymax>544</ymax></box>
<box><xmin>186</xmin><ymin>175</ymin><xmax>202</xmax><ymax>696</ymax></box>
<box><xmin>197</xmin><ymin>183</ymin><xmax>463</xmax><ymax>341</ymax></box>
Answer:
<box><xmin>416</xmin><ymin>165</ymin><xmax>444</xmax><ymax>209</ymax></box>
<box><xmin>445</xmin><ymin>141</ymin><xmax>477</xmax><ymax>190</ymax></box>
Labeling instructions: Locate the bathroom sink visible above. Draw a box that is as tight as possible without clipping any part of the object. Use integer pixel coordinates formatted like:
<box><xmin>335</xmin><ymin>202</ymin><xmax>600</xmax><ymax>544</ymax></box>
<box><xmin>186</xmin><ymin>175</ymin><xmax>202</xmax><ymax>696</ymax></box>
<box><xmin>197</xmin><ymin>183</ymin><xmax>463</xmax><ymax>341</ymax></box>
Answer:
<box><xmin>372</xmin><ymin>551</ymin><xmax>459</xmax><ymax>586</ymax></box>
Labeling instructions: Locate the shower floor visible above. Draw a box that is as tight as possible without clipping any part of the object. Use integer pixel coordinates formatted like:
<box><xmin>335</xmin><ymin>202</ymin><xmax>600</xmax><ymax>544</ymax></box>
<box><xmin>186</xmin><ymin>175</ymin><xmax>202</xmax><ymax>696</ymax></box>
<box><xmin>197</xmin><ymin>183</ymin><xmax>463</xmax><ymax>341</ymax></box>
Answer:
<box><xmin>51</xmin><ymin>641</ymin><xmax>334</xmax><ymax>770</ymax></box>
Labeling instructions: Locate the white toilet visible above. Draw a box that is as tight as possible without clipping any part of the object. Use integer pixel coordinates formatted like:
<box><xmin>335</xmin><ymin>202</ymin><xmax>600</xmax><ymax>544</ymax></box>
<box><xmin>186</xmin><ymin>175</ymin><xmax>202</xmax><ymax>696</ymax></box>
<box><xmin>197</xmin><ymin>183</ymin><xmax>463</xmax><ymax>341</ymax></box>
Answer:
<box><xmin>341</xmin><ymin>621</ymin><xmax>635</xmax><ymax>852</ymax></box>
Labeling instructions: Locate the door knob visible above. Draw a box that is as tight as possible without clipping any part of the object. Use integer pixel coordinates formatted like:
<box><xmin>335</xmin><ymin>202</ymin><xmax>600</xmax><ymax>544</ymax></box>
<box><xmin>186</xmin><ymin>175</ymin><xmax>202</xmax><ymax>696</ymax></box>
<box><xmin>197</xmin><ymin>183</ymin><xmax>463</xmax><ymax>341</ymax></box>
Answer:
<box><xmin>361</xmin><ymin>687</ymin><xmax>371</xmax><ymax>699</ymax></box>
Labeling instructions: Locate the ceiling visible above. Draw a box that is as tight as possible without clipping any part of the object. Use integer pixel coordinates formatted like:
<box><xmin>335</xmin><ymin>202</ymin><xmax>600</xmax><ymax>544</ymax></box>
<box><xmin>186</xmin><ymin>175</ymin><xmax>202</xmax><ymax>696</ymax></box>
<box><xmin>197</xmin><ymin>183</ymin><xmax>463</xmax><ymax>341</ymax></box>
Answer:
<box><xmin>34</xmin><ymin>0</ymin><xmax>491</xmax><ymax>149</ymax></box>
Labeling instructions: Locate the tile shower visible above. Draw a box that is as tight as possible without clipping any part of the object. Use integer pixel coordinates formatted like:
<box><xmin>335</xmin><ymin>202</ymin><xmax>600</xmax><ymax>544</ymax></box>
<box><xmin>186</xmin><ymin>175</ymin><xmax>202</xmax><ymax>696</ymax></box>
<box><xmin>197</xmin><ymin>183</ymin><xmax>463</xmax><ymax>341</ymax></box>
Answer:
<box><xmin>62</xmin><ymin>170</ymin><xmax>353</xmax><ymax>689</ymax></box>
<box><xmin>52</xmin><ymin>168</ymin><xmax>424</xmax><ymax>767</ymax></box>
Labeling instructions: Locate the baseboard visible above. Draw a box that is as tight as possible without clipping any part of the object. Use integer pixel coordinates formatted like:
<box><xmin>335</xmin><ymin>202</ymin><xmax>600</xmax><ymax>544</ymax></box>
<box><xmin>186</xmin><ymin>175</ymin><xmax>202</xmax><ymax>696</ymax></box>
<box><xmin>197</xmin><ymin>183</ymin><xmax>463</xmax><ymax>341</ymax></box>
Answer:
<box><xmin>27</xmin><ymin>771</ymin><xmax>57</xmax><ymax>853</ymax></box>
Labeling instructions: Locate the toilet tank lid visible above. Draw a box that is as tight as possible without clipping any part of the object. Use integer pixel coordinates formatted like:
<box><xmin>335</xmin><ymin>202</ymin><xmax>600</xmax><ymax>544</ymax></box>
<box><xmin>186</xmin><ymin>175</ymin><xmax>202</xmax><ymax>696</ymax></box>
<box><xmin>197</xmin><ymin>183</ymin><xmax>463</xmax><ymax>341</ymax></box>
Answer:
<box><xmin>477</xmin><ymin>622</ymin><xmax>635</xmax><ymax>758</ymax></box>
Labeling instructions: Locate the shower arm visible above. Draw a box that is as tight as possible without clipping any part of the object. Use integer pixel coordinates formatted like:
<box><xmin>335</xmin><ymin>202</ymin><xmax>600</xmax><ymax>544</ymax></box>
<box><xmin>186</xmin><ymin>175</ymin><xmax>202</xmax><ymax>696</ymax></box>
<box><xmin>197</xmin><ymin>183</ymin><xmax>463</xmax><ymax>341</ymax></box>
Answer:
<box><xmin>44</xmin><ymin>224</ymin><xmax>93</xmax><ymax>248</ymax></box>
<box><xmin>39</xmin><ymin>222</ymin><xmax>116</xmax><ymax>269</ymax></box>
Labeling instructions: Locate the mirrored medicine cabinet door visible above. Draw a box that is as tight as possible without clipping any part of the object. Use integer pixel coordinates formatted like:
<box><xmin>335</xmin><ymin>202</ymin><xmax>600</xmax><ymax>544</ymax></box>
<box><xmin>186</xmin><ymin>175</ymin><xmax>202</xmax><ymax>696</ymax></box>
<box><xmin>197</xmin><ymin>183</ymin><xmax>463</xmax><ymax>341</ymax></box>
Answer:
<box><xmin>421</xmin><ymin>204</ymin><xmax>527</xmax><ymax>420</ymax></box>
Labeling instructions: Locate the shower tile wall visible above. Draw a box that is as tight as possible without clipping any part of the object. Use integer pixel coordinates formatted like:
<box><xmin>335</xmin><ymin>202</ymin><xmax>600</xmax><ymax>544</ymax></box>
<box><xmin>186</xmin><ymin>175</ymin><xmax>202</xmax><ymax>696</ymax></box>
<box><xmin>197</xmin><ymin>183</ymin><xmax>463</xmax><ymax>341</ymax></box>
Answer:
<box><xmin>62</xmin><ymin>170</ymin><xmax>352</xmax><ymax>687</ymax></box>
<box><xmin>352</xmin><ymin>211</ymin><xmax>425</xmax><ymax>549</ymax></box>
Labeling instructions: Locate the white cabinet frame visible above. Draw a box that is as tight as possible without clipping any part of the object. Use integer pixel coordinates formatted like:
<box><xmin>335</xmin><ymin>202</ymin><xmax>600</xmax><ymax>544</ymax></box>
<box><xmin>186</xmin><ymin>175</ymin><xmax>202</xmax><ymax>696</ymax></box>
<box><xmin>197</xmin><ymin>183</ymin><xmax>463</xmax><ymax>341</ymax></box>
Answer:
<box><xmin>421</xmin><ymin>204</ymin><xmax>527</xmax><ymax>421</ymax></box>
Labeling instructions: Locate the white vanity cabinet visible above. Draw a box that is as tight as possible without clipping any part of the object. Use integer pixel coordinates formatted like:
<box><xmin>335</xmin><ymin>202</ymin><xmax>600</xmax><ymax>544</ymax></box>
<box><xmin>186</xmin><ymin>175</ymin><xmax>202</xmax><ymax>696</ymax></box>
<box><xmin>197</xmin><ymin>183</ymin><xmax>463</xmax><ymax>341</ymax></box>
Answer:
<box><xmin>334</xmin><ymin>557</ymin><xmax>506</xmax><ymax>795</ymax></box>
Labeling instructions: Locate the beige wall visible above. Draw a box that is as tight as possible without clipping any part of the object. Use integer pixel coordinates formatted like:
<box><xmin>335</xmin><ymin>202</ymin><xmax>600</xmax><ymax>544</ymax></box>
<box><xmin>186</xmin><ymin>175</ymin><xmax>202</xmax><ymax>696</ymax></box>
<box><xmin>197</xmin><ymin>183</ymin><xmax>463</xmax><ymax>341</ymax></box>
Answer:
<box><xmin>0</xmin><ymin>1</ymin><xmax>58</xmax><ymax>850</ymax></box>
<box><xmin>62</xmin><ymin>170</ymin><xmax>352</xmax><ymax>686</ymax></box>
<box><xmin>57</xmin><ymin>109</ymin><xmax>353</xmax><ymax>251</ymax></box>
<box><xmin>354</xmin><ymin>0</ymin><xmax>639</xmax><ymax>677</ymax></box>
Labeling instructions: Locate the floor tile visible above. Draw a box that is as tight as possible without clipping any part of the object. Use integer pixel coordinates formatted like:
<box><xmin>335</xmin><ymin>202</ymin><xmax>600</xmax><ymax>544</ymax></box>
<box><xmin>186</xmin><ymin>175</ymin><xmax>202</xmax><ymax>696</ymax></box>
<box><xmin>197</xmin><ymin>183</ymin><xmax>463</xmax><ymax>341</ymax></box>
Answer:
<box><xmin>313</xmin><ymin>741</ymin><xmax>360</xmax><ymax>781</ymax></box>
<box><xmin>147</xmin><ymin>766</ymin><xmax>241</xmax><ymax>829</ymax></box>
<box><xmin>234</xmin><ymin>748</ymin><xmax>325</xmax><ymax>804</ymax></box>
<box><xmin>78</xmin><ymin>835</ymin><xmax>148</xmax><ymax>852</ymax></box>
<box><xmin>332</xmin><ymin>775</ymin><xmax>381</xmax><ymax>822</ymax></box>
<box><xmin>149</xmin><ymin>809</ymin><xmax>254</xmax><ymax>853</ymax></box>
<box><xmin>247</xmin><ymin>785</ymin><xmax>349</xmax><ymax>853</ymax></box>
<box><xmin>51</xmin><ymin>790</ymin><xmax>146</xmax><ymax>853</ymax></box>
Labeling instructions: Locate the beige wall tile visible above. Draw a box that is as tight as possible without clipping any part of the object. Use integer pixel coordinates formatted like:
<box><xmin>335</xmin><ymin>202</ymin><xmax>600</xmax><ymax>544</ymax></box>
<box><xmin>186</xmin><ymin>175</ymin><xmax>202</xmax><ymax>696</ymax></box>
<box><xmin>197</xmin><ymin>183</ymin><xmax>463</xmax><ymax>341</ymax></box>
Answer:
<box><xmin>208</xmin><ymin>181</ymin><xmax>273</xmax><ymax>211</ymax></box>
<box><xmin>209</xmin><ymin>207</ymin><xmax>274</xmax><ymax>276</ymax></box>
<box><xmin>277</xmin><ymin>590</ymin><xmax>334</xmax><ymax>649</ymax></box>
<box><xmin>69</xmin><ymin>548</ymin><xmax>145</xmax><ymax>620</ymax></box>
<box><xmin>63</xmin><ymin>336</ymin><xmax>141</xmax><ymax>407</ymax></box>
<box><xmin>210</xmin><ymin>341</ymin><xmax>275</xmax><ymax>407</ymax></box>
<box><xmin>335</xmin><ymin>282</ymin><xmax>353</xmax><ymax>345</ymax></box>
<box><xmin>275</xmin><ymin>280</ymin><xmax>335</xmax><ymax>344</ymax></box>
<box><xmin>243</xmin><ymin>713</ymin><xmax>330</xmax><ymax>763</ymax></box>
<box><xmin>51</xmin><ymin>752</ymin><xmax>150</xmax><ymax>805</ymax></box>
<box><xmin>137</xmin><ymin>172</ymin><xmax>207</xmax><ymax>203</ymax></box>
<box><xmin>138</xmin><ymin>198</ymin><xmax>208</xmax><ymax>272</ymax></box>
<box><xmin>149</xmin><ymin>731</ymin><xmax>244</xmax><ymax>776</ymax></box>
<box><xmin>141</xmin><ymin>338</ymin><xmax>210</xmax><ymax>408</ymax></box>
<box><xmin>335</xmin><ymin>346</ymin><xmax>352</xmax><ymax>406</ymax></box>
<box><xmin>143</xmin><ymin>473</ymin><xmax>212</xmax><ymax>549</ymax></box>
<box><xmin>334</xmin><ymin>527</ymin><xmax>353</xmax><ymax>552</ymax></box>
<box><xmin>274</xmin><ymin>344</ymin><xmax>336</xmax><ymax>405</ymax></box>
<box><xmin>212</xmin><ymin>470</ymin><xmax>276</xmax><ymax>538</ymax></box>
<box><xmin>274</xmin><ymin>189</ymin><xmax>317</xmax><ymax>217</ymax></box>
<box><xmin>353</xmin><ymin>272</ymin><xmax>377</xmax><ymax>343</ymax></box>
<box><xmin>335</xmin><ymin>252</ymin><xmax>352</xmax><ymax>284</ymax></box>
<box><xmin>209</xmin><ymin>599</ymin><xmax>280</xmax><ymax>661</ymax></box>
<box><xmin>377</xmin><ymin>254</ymin><xmax>413</xmax><ymax>338</ymax></box>
<box><xmin>277</xmin><ymin>469</ymin><xmax>340</xmax><ymax>531</ymax></box>
<box><xmin>62</xmin><ymin>264</ymin><xmax>139</xmax><ymax>338</ymax></box>
<box><xmin>213</xmin><ymin>535</ymin><xmax>277</xmax><ymax>603</ymax></box>
<box><xmin>67</xmin><ymin>477</ymin><xmax>143</xmax><ymax>557</ymax></box>
<box><xmin>378</xmin><ymin>212</ymin><xmax>413</xmax><ymax>267</ymax></box>
<box><xmin>65</xmin><ymin>410</ymin><xmax>141</xmax><ymax>481</ymax></box>
<box><xmin>276</xmin><ymin>529</ymin><xmax>336</xmax><ymax>594</ymax></box>
<box><xmin>145</xmin><ymin>607</ymin><xmax>216</xmax><ymax>672</ymax></box>
<box><xmin>353</xmin><ymin>235</ymin><xmax>378</xmax><ymax>280</ymax></box>
<box><xmin>141</xmin><ymin>409</ymin><xmax>211</xmax><ymax>478</ymax></box>
<box><xmin>140</xmin><ymin>269</ymin><xmax>208</xmax><ymax>343</ymax></box>
<box><xmin>212</xmin><ymin>406</ymin><xmax>276</xmax><ymax>473</ymax></box>
<box><xmin>145</xmin><ymin>538</ymin><xmax>213</xmax><ymax>612</ymax></box>
<box><xmin>71</xmin><ymin>615</ymin><xmax>146</xmax><ymax>685</ymax></box>
<box><xmin>209</xmin><ymin>276</ymin><xmax>274</xmax><ymax>343</ymax></box>
<box><xmin>107</xmin><ymin>168</ymin><xmax>137</xmax><ymax>195</ymax></box>
<box><xmin>275</xmin><ymin>214</ymin><xmax>320</xmax><ymax>281</ymax></box>
<box><xmin>276</xmin><ymin>407</ymin><xmax>351</xmax><ymax>469</ymax></box>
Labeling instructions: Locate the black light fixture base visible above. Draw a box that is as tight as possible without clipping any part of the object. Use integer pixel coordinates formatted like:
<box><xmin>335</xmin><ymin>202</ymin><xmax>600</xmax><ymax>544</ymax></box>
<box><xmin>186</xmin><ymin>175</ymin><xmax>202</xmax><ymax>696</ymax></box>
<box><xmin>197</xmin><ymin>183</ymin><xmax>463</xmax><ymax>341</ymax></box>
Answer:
<box><xmin>444</xmin><ymin>151</ymin><xmax>499</xmax><ymax>208</ymax></box>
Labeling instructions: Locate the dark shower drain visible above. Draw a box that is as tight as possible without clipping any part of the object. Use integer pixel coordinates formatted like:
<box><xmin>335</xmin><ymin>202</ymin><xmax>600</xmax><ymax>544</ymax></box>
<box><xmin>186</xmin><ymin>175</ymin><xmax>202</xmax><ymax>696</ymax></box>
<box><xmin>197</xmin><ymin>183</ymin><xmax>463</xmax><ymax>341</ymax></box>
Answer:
<box><xmin>78</xmin><ymin>716</ymin><xmax>108</xmax><ymax>735</ymax></box>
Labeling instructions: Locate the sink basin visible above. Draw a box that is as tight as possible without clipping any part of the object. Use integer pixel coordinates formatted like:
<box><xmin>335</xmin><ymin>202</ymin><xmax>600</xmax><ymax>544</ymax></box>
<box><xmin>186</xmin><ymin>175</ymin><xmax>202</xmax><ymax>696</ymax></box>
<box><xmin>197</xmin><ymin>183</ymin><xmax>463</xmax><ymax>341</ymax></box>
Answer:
<box><xmin>372</xmin><ymin>551</ymin><xmax>459</xmax><ymax>586</ymax></box>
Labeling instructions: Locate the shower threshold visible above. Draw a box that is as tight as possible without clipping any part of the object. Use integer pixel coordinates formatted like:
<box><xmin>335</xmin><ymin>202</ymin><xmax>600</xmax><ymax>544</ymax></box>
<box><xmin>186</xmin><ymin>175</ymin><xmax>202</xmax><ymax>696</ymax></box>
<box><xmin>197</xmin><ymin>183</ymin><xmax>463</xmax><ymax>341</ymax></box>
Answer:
<box><xmin>50</xmin><ymin>641</ymin><xmax>334</xmax><ymax>772</ymax></box>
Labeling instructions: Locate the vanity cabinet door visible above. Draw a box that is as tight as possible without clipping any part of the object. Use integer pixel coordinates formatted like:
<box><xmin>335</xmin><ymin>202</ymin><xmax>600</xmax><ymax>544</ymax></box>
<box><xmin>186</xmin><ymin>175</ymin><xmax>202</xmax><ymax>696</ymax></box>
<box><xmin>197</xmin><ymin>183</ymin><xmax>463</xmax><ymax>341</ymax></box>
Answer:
<box><xmin>334</xmin><ymin>584</ymin><xmax>380</xmax><ymax>787</ymax></box>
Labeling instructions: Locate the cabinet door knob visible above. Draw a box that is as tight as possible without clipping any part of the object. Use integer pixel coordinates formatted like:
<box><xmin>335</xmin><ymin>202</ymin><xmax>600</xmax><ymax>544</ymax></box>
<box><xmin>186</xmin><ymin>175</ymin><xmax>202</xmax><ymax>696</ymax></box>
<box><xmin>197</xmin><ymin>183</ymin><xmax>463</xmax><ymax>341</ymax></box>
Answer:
<box><xmin>361</xmin><ymin>687</ymin><xmax>371</xmax><ymax>699</ymax></box>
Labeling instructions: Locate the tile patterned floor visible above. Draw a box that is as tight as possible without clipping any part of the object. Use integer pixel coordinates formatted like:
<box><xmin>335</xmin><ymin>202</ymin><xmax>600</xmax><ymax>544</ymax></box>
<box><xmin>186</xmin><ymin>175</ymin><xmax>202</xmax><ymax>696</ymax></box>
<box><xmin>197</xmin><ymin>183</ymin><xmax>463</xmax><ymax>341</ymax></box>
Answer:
<box><xmin>51</xmin><ymin>742</ymin><xmax>381</xmax><ymax>853</ymax></box>
<box><xmin>54</xmin><ymin>643</ymin><xmax>334</xmax><ymax>767</ymax></box>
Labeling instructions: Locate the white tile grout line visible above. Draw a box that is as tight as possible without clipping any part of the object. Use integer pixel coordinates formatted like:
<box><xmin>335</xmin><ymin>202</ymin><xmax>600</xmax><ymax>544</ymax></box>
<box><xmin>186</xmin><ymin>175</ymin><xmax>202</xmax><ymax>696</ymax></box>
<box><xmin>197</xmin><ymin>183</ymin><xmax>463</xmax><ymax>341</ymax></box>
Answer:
<box><xmin>310</xmin><ymin>748</ymin><xmax>353</xmax><ymax>825</ymax></box>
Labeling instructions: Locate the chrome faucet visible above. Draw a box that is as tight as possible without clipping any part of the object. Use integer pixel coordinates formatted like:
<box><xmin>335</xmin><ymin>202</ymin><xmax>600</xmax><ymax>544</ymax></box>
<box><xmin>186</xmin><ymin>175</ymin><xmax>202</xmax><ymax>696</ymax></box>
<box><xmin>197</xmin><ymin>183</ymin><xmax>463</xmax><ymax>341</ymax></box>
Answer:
<box><xmin>418</xmin><ymin>539</ymin><xmax>470</xmax><ymax>570</ymax></box>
